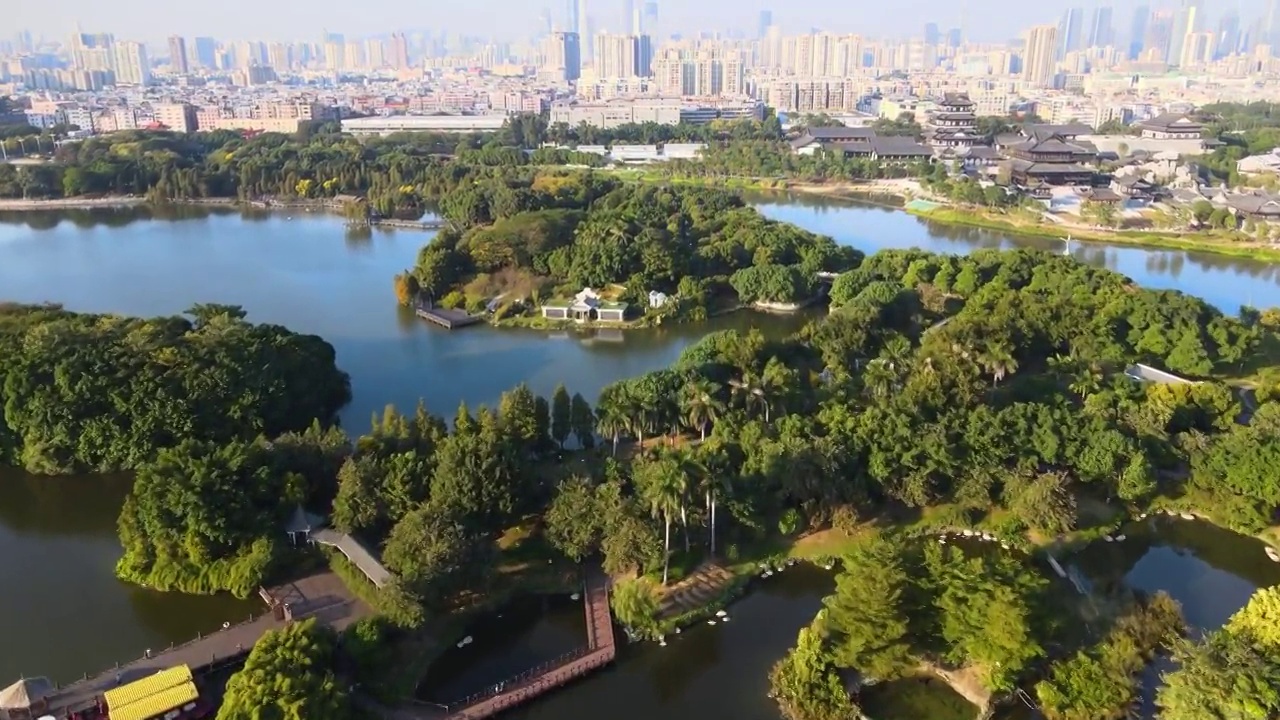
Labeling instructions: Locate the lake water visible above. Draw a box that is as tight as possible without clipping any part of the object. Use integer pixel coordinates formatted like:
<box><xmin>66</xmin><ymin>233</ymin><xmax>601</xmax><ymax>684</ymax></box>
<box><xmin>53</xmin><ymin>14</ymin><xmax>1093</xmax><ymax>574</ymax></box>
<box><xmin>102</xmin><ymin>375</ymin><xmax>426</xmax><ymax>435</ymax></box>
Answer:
<box><xmin>2</xmin><ymin>200</ymin><xmax>1280</xmax><ymax>696</ymax></box>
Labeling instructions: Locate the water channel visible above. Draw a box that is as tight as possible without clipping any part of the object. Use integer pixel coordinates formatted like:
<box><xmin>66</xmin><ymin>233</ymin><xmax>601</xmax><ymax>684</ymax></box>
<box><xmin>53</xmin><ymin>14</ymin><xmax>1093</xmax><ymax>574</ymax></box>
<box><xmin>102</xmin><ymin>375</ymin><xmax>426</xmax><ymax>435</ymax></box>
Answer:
<box><xmin>1</xmin><ymin>199</ymin><xmax>1279</xmax><ymax>714</ymax></box>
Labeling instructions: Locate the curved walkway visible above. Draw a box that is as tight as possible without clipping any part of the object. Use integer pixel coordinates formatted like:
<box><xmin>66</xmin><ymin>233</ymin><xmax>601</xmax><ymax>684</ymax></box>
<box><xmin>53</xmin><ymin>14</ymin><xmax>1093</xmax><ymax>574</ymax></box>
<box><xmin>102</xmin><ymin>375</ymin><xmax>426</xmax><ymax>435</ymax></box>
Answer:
<box><xmin>311</xmin><ymin>528</ymin><xmax>392</xmax><ymax>588</ymax></box>
<box><xmin>397</xmin><ymin>571</ymin><xmax>616</xmax><ymax>720</ymax></box>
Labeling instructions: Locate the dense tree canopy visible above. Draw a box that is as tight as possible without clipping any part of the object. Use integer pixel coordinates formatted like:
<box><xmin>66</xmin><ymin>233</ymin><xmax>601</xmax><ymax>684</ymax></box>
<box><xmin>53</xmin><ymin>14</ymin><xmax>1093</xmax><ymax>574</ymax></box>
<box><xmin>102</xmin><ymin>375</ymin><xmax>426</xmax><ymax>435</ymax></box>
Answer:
<box><xmin>0</xmin><ymin>303</ymin><xmax>350</xmax><ymax>474</ymax></box>
<box><xmin>218</xmin><ymin>619</ymin><xmax>353</xmax><ymax>720</ymax></box>
<box><xmin>404</xmin><ymin>173</ymin><xmax>861</xmax><ymax>312</ymax></box>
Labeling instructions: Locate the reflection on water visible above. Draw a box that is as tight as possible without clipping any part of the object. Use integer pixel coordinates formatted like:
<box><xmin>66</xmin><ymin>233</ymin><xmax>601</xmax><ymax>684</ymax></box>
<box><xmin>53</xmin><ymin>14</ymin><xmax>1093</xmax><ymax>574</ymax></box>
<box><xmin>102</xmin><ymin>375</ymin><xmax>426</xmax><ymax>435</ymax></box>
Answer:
<box><xmin>417</xmin><ymin>594</ymin><xmax>587</xmax><ymax>704</ymax></box>
<box><xmin>0</xmin><ymin>469</ymin><xmax>260</xmax><ymax>685</ymax></box>
<box><xmin>1072</xmin><ymin>517</ymin><xmax>1280</xmax><ymax>627</ymax></box>
<box><xmin>507</xmin><ymin>565</ymin><xmax>834</xmax><ymax>720</ymax></box>
<box><xmin>5</xmin><ymin>201</ymin><xmax>1280</xmax><ymax>700</ymax></box>
<box><xmin>1070</xmin><ymin>517</ymin><xmax>1280</xmax><ymax>719</ymax></box>
<box><xmin>753</xmin><ymin>193</ymin><xmax>1280</xmax><ymax>313</ymax></box>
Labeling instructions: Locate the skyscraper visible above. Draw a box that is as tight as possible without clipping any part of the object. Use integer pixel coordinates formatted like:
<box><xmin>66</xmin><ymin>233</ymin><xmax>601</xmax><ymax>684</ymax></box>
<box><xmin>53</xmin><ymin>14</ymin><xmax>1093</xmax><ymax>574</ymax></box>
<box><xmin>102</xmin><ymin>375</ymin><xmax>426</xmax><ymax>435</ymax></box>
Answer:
<box><xmin>113</xmin><ymin>41</ymin><xmax>151</xmax><ymax>85</ymax></box>
<box><xmin>1267</xmin><ymin>0</ymin><xmax>1280</xmax><ymax>50</ymax></box>
<box><xmin>758</xmin><ymin>10</ymin><xmax>773</xmax><ymax>39</ymax></box>
<box><xmin>390</xmin><ymin>32</ymin><xmax>411</xmax><ymax>69</ymax></box>
<box><xmin>594</xmin><ymin>32</ymin><xmax>637</xmax><ymax>77</ymax></box>
<box><xmin>1023</xmin><ymin>24</ymin><xmax>1058</xmax><ymax>86</ymax></box>
<box><xmin>1218</xmin><ymin>11</ymin><xmax>1241</xmax><ymax>58</ymax></box>
<box><xmin>1144</xmin><ymin>10</ymin><xmax>1175</xmax><ymax>62</ymax></box>
<box><xmin>623</xmin><ymin>0</ymin><xmax>636</xmax><ymax>33</ymax></box>
<box><xmin>194</xmin><ymin>37</ymin><xmax>217</xmax><ymax>69</ymax></box>
<box><xmin>1056</xmin><ymin>8</ymin><xmax>1083</xmax><ymax>58</ymax></box>
<box><xmin>568</xmin><ymin>0</ymin><xmax>579</xmax><ymax>38</ymax></box>
<box><xmin>924</xmin><ymin>23</ymin><xmax>941</xmax><ymax>45</ymax></box>
<box><xmin>1087</xmin><ymin>7</ymin><xmax>1113</xmax><ymax>48</ymax></box>
<box><xmin>71</xmin><ymin>32</ymin><xmax>115</xmax><ymax>72</ymax></box>
<box><xmin>542</xmin><ymin>31</ymin><xmax>581</xmax><ymax>80</ymax></box>
<box><xmin>1128</xmin><ymin>5</ymin><xmax>1150</xmax><ymax>59</ymax></box>
<box><xmin>1169</xmin><ymin>0</ymin><xmax>1202</xmax><ymax>67</ymax></box>
<box><xmin>168</xmin><ymin>36</ymin><xmax>189</xmax><ymax>74</ymax></box>
<box><xmin>577</xmin><ymin>0</ymin><xmax>590</xmax><ymax>61</ymax></box>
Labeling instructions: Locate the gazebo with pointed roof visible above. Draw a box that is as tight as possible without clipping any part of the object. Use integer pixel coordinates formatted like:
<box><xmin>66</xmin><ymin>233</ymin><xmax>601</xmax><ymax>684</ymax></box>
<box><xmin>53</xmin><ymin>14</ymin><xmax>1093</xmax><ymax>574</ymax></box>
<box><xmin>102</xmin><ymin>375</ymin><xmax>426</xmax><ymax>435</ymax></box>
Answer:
<box><xmin>1</xmin><ymin>677</ymin><xmax>53</xmax><ymax>719</ymax></box>
<box><xmin>284</xmin><ymin>505</ymin><xmax>327</xmax><ymax>545</ymax></box>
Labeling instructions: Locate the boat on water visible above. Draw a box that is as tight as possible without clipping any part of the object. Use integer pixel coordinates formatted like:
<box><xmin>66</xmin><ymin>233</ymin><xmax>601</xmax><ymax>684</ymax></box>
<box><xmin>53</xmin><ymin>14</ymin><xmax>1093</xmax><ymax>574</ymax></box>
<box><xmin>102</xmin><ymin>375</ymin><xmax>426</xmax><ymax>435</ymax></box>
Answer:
<box><xmin>1266</xmin><ymin>546</ymin><xmax>1280</xmax><ymax>563</ymax></box>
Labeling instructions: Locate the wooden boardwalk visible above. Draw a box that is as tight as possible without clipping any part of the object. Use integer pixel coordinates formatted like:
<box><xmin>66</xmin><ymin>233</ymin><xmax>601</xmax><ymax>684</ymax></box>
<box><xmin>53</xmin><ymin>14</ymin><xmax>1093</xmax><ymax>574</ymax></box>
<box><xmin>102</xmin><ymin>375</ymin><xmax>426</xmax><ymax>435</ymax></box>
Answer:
<box><xmin>312</xmin><ymin>528</ymin><xmax>393</xmax><ymax>588</ymax></box>
<box><xmin>403</xmin><ymin>571</ymin><xmax>616</xmax><ymax>720</ymax></box>
<box><xmin>41</xmin><ymin>572</ymin><xmax>369</xmax><ymax>718</ymax></box>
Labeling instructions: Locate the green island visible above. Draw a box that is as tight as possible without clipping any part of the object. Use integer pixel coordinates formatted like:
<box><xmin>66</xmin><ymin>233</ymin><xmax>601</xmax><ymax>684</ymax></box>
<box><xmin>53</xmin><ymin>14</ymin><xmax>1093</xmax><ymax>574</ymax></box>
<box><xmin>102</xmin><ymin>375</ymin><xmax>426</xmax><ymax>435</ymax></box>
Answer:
<box><xmin>6</xmin><ymin>213</ymin><xmax>1280</xmax><ymax>719</ymax></box>
<box><xmin>6</xmin><ymin>112</ymin><xmax>1280</xmax><ymax>719</ymax></box>
<box><xmin>395</xmin><ymin>171</ymin><xmax>861</xmax><ymax>325</ymax></box>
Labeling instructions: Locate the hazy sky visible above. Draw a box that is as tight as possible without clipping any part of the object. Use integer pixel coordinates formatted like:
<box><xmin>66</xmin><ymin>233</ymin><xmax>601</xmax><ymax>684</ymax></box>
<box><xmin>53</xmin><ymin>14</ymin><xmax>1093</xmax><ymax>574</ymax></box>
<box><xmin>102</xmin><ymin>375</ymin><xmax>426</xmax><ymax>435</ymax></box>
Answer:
<box><xmin>13</xmin><ymin>0</ymin><xmax>1270</xmax><ymax>45</ymax></box>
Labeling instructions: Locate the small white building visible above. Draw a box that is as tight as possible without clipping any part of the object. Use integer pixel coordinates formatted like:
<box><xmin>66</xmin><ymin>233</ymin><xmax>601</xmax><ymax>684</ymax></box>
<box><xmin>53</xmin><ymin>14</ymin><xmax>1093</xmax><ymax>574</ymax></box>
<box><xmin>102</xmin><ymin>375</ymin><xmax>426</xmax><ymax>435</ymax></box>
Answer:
<box><xmin>648</xmin><ymin>290</ymin><xmax>670</xmax><ymax>308</ymax></box>
<box><xmin>542</xmin><ymin>288</ymin><xmax>627</xmax><ymax>322</ymax></box>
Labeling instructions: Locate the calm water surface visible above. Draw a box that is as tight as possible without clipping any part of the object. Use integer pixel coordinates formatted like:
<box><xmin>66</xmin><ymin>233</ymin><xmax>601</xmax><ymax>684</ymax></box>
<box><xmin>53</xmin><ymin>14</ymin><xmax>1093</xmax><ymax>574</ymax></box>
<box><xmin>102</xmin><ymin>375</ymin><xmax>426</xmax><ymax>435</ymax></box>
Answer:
<box><xmin>2</xmin><ymin>201</ymin><xmax>1280</xmax><ymax>699</ymax></box>
<box><xmin>754</xmin><ymin>193</ymin><xmax>1280</xmax><ymax>314</ymax></box>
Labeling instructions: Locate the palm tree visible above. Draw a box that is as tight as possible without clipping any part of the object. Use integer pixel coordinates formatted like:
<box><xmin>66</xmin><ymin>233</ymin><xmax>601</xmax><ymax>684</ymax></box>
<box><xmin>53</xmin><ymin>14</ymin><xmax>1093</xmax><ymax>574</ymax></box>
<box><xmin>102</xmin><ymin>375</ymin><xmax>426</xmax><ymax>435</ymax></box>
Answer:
<box><xmin>1069</xmin><ymin>363</ymin><xmax>1104</xmax><ymax>399</ymax></box>
<box><xmin>637</xmin><ymin>457</ymin><xmax>686</xmax><ymax>585</ymax></box>
<box><xmin>733</xmin><ymin>372</ymin><xmax>775</xmax><ymax>423</ymax></box>
<box><xmin>595</xmin><ymin>387</ymin><xmax>629</xmax><ymax>456</ymax></box>
<box><xmin>681</xmin><ymin>379</ymin><xmax>725</xmax><ymax>441</ymax></box>
<box><xmin>977</xmin><ymin>342</ymin><xmax>1019</xmax><ymax>387</ymax></box>
<box><xmin>861</xmin><ymin>358</ymin><xmax>897</xmax><ymax>400</ymax></box>
<box><xmin>696</xmin><ymin>443</ymin><xmax>732</xmax><ymax>556</ymax></box>
<box><xmin>597</xmin><ymin>405</ymin><xmax>627</xmax><ymax>456</ymax></box>
<box><xmin>664</xmin><ymin>448</ymin><xmax>706</xmax><ymax>553</ymax></box>
<box><xmin>881</xmin><ymin>334</ymin><xmax>913</xmax><ymax>371</ymax></box>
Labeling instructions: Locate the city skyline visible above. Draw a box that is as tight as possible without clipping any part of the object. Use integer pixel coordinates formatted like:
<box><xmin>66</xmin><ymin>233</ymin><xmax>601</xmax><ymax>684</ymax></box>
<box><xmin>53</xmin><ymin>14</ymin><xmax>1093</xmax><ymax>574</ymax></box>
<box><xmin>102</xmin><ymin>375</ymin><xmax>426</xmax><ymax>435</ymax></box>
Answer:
<box><xmin>14</xmin><ymin>0</ymin><xmax>1268</xmax><ymax>44</ymax></box>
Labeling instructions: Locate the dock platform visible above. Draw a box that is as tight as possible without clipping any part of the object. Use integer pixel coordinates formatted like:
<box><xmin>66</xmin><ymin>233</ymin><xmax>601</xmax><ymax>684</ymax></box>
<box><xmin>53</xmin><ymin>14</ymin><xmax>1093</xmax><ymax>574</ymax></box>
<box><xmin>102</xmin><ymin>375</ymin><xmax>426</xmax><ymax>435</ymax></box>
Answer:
<box><xmin>40</xmin><ymin>572</ymin><xmax>368</xmax><ymax>718</ymax></box>
<box><xmin>415</xmin><ymin>306</ymin><xmax>484</xmax><ymax>330</ymax></box>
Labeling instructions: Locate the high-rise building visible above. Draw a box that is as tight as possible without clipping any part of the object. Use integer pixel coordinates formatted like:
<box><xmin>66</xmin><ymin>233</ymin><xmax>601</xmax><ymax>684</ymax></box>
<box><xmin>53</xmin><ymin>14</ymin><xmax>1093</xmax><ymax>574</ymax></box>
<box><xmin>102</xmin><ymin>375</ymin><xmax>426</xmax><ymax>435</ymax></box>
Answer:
<box><xmin>168</xmin><ymin>36</ymin><xmax>189</xmax><ymax>74</ymax></box>
<box><xmin>542</xmin><ymin>30</ymin><xmax>581</xmax><ymax>80</ymax></box>
<box><xmin>1128</xmin><ymin>5</ymin><xmax>1150</xmax><ymax>59</ymax></box>
<box><xmin>924</xmin><ymin>23</ymin><xmax>941</xmax><ymax>45</ymax></box>
<box><xmin>577</xmin><ymin>0</ymin><xmax>591</xmax><ymax>61</ymax></box>
<box><xmin>1023</xmin><ymin>24</ymin><xmax>1058</xmax><ymax>85</ymax></box>
<box><xmin>1169</xmin><ymin>0</ymin><xmax>1202</xmax><ymax>65</ymax></box>
<box><xmin>365</xmin><ymin>39</ymin><xmax>386</xmax><ymax>68</ymax></box>
<box><xmin>113</xmin><ymin>41</ymin><xmax>150</xmax><ymax>85</ymax></box>
<box><xmin>1180</xmin><ymin>30</ymin><xmax>1215</xmax><ymax>66</ymax></box>
<box><xmin>390</xmin><ymin>33</ymin><xmax>411</xmax><ymax>69</ymax></box>
<box><xmin>643</xmin><ymin>1</ymin><xmax>659</xmax><ymax>35</ymax></box>
<box><xmin>324</xmin><ymin>39</ymin><xmax>344</xmax><ymax>70</ymax></box>
<box><xmin>344</xmin><ymin>41</ymin><xmax>365</xmax><ymax>70</ymax></box>
<box><xmin>1217</xmin><ymin>11</ymin><xmax>1242</xmax><ymax>58</ymax></box>
<box><xmin>1267</xmin><ymin>0</ymin><xmax>1280</xmax><ymax>50</ymax></box>
<box><xmin>267</xmin><ymin>42</ymin><xmax>293</xmax><ymax>71</ymax></box>
<box><xmin>1144</xmin><ymin>10</ymin><xmax>1175</xmax><ymax>62</ymax></box>
<box><xmin>623</xmin><ymin>0</ymin><xmax>637</xmax><ymax>33</ymax></box>
<box><xmin>947</xmin><ymin>28</ymin><xmax>963</xmax><ymax>47</ymax></box>
<box><xmin>759</xmin><ymin>10</ymin><xmax>773</xmax><ymax>39</ymax></box>
<box><xmin>1087</xmin><ymin>7</ymin><xmax>1113</xmax><ymax>48</ymax></box>
<box><xmin>71</xmin><ymin>32</ymin><xmax>115</xmax><ymax>72</ymax></box>
<box><xmin>592</xmin><ymin>32</ymin><xmax>649</xmax><ymax>77</ymax></box>
<box><xmin>194</xmin><ymin>37</ymin><xmax>217</xmax><ymax>69</ymax></box>
<box><xmin>1056</xmin><ymin>8</ymin><xmax>1083</xmax><ymax>58</ymax></box>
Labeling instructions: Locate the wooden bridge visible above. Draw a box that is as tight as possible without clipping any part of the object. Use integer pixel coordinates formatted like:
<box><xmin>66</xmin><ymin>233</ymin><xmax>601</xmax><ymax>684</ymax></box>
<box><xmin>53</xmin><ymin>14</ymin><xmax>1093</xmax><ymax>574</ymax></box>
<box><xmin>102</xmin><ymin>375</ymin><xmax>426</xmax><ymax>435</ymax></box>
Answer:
<box><xmin>36</xmin><ymin>572</ymin><xmax>368</xmax><ymax>719</ymax></box>
<box><xmin>404</xmin><ymin>571</ymin><xmax>616</xmax><ymax>720</ymax></box>
<box><xmin>311</xmin><ymin>528</ymin><xmax>393</xmax><ymax>588</ymax></box>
